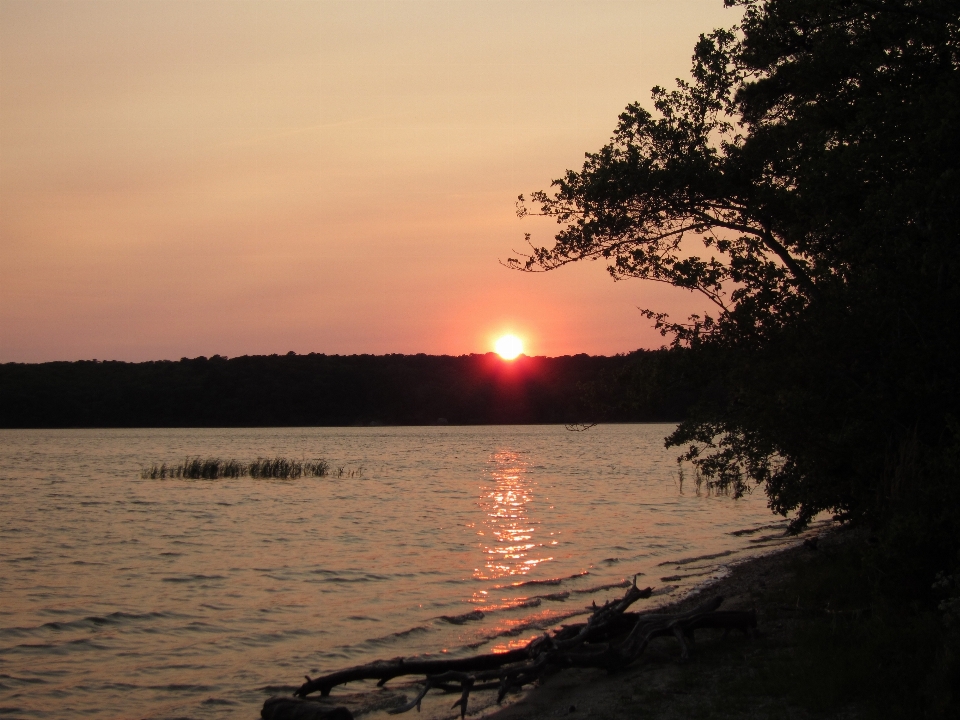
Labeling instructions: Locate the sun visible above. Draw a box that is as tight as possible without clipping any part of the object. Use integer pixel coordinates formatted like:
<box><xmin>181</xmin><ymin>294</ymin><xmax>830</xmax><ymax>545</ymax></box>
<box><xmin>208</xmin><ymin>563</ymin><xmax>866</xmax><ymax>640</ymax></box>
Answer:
<box><xmin>494</xmin><ymin>334</ymin><xmax>523</xmax><ymax>360</ymax></box>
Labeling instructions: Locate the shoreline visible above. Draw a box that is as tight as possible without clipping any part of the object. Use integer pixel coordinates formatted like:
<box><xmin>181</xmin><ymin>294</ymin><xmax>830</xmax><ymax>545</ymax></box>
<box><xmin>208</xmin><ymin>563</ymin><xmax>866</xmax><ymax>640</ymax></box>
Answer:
<box><xmin>267</xmin><ymin>523</ymin><xmax>831</xmax><ymax>720</ymax></box>
<box><xmin>479</xmin><ymin>530</ymin><xmax>830</xmax><ymax>720</ymax></box>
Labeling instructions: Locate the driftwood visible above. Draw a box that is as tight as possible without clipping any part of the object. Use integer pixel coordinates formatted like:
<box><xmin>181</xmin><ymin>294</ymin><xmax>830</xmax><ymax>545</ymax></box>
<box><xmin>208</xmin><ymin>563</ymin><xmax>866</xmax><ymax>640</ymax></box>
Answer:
<box><xmin>262</xmin><ymin>698</ymin><xmax>354</xmax><ymax>720</ymax></box>
<box><xmin>278</xmin><ymin>579</ymin><xmax>756</xmax><ymax>719</ymax></box>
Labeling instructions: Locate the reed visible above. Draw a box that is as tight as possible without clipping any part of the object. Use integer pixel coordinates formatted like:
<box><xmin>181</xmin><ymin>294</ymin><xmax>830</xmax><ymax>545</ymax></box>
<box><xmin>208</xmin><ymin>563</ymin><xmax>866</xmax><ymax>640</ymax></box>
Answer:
<box><xmin>247</xmin><ymin>457</ymin><xmax>330</xmax><ymax>479</ymax></box>
<box><xmin>140</xmin><ymin>457</ymin><xmax>332</xmax><ymax>480</ymax></box>
<box><xmin>141</xmin><ymin>463</ymin><xmax>170</xmax><ymax>480</ymax></box>
<box><xmin>333</xmin><ymin>466</ymin><xmax>363</xmax><ymax>478</ymax></box>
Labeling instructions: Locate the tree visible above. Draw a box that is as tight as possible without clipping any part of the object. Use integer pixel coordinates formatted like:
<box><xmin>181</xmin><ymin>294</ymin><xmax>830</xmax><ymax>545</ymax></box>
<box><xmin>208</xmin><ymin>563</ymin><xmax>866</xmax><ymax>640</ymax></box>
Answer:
<box><xmin>513</xmin><ymin>0</ymin><xmax>960</xmax><ymax>548</ymax></box>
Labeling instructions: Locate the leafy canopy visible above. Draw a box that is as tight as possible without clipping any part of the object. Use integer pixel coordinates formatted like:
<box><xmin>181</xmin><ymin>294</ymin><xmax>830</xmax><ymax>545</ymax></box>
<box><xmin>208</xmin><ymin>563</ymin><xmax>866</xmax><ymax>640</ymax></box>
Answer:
<box><xmin>514</xmin><ymin>0</ymin><xmax>960</xmax><ymax>533</ymax></box>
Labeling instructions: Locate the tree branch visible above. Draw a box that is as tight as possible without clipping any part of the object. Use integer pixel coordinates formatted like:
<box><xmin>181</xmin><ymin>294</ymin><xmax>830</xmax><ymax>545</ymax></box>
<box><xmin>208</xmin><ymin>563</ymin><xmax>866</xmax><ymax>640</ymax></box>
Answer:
<box><xmin>848</xmin><ymin>0</ymin><xmax>956</xmax><ymax>24</ymax></box>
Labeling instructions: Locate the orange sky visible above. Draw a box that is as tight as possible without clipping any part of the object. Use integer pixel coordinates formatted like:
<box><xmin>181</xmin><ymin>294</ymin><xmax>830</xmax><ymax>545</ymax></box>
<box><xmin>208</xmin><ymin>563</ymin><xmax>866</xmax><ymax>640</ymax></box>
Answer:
<box><xmin>0</xmin><ymin>0</ymin><xmax>734</xmax><ymax>362</ymax></box>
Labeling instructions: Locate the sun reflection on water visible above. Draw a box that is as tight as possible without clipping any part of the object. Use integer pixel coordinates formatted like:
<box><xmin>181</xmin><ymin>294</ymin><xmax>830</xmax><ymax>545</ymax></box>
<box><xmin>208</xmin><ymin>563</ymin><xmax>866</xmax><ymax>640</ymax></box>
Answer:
<box><xmin>473</xmin><ymin>451</ymin><xmax>552</xmax><ymax>582</ymax></box>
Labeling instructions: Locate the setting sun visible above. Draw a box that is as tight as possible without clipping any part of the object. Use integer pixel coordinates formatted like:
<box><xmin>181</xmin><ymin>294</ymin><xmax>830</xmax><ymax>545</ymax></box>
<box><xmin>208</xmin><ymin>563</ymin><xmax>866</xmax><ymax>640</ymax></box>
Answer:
<box><xmin>494</xmin><ymin>335</ymin><xmax>523</xmax><ymax>360</ymax></box>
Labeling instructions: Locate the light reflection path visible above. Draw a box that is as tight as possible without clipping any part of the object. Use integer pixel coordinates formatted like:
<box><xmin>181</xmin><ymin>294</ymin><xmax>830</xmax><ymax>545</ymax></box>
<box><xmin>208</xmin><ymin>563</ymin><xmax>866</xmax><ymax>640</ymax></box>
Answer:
<box><xmin>473</xmin><ymin>451</ymin><xmax>554</xmax><ymax>583</ymax></box>
<box><xmin>470</xmin><ymin>450</ymin><xmax>572</xmax><ymax>652</ymax></box>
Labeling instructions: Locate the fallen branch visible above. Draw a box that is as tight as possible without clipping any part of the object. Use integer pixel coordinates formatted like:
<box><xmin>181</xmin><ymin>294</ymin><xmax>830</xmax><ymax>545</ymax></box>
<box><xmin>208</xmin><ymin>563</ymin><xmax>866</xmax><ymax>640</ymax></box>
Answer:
<box><xmin>282</xmin><ymin>579</ymin><xmax>756</xmax><ymax>719</ymax></box>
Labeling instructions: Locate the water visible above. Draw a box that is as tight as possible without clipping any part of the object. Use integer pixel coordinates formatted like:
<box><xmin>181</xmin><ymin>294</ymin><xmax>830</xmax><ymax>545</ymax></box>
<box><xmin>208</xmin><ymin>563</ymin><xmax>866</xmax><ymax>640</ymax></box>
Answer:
<box><xmin>0</xmin><ymin>425</ymin><xmax>798</xmax><ymax>719</ymax></box>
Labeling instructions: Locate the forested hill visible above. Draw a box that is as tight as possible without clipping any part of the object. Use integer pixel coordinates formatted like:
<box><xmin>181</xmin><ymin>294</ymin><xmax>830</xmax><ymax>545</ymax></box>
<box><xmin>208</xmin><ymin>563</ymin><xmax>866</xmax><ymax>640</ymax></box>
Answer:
<box><xmin>0</xmin><ymin>350</ymin><xmax>692</xmax><ymax>428</ymax></box>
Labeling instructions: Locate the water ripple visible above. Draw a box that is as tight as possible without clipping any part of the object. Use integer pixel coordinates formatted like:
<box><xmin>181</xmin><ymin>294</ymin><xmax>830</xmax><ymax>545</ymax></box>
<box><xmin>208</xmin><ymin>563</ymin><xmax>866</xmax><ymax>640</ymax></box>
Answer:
<box><xmin>0</xmin><ymin>424</ymin><xmax>787</xmax><ymax>719</ymax></box>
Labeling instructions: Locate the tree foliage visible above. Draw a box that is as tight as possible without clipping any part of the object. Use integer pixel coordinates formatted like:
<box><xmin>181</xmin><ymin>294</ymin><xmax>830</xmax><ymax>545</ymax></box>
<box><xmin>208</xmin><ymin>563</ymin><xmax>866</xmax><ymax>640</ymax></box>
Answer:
<box><xmin>514</xmin><ymin>0</ymin><xmax>960</xmax><ymax>541</ymax></box>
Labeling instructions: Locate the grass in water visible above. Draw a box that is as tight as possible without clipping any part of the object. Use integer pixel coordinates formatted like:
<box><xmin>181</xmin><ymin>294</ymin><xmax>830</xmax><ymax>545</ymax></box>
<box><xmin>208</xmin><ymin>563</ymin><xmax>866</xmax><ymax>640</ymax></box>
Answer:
<box><xmin>141</xmin><ymin>457</ymin><xmax>344</xmax><ymax>480</ymax></box>
<box><xmin>247</xmin><ymin>457</ymin><xmax>330</xmax><ymax>479</ymax></box>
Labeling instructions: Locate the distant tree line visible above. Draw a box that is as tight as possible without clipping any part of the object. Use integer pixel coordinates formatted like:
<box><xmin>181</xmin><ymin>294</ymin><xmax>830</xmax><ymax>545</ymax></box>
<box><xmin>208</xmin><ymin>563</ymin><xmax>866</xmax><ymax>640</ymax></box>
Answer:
<box><xmin>0</xmin><ymin>350</ymin><xmax>697</xmax><ymax>428</ymax></box>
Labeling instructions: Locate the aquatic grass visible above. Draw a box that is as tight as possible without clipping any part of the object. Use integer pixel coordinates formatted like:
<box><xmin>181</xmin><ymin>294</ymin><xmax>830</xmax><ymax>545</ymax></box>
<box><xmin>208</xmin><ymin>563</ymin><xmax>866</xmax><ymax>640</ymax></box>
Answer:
<box><xmin>182</xmin><ymin>457</ymin><xmax>244</xmax><ymax>479</ymax></box>
<box><xmin>247</xmin><ymin>457</ymin><xmax>330</xmax><ymax>479</ymax></box>
<box><xmin>140</xmin><ymin>457</ymin><xmax>339</xmax><ymax>480</ymax></box>
<box><xmin>141</xmin><ymin>462</ymin><xmax>167</xmax><ymax>480</ymax></box>
<box><xmin>333</xmin><ymin>466</ymin><xmax>364</xmax><ymax>478</ymax></box>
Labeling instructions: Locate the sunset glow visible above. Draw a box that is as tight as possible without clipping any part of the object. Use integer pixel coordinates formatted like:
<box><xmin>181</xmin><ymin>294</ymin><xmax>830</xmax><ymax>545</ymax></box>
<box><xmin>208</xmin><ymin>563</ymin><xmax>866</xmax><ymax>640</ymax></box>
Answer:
<box><xmin>495</xmin><ymin>335</ymin><xmax>523</xmax><ymax>360</ymax></box>
<box><xmin>0</xmin><ymin>1</ymin><xmax>728</xmax><ymax>362</ymax></box>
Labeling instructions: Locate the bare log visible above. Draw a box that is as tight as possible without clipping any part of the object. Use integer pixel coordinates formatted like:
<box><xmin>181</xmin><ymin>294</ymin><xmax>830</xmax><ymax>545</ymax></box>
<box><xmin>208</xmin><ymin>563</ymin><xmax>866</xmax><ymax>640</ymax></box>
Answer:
<box><xmin>296</xmin><ymin>581</ymin><xmax>652</xmax><ymax>698</ymax></box>
<box><xmin>297</xmin><ymin>647</ymin><xmax>536</xmax><ymax>697</ymax></box>
<box><xmin>281</xmin><ymin>579</ymin><xmax>757</xmax><ymax>718</ymax></box>
<box><xmin>261</xmin><ymin>697</ymin><xmax>353</xmax><ymax>720</ymax></box>
<box><xmin>552</xmin><ymin>581</ymin><xmax>653</xmax><ymax>651</ymax></box>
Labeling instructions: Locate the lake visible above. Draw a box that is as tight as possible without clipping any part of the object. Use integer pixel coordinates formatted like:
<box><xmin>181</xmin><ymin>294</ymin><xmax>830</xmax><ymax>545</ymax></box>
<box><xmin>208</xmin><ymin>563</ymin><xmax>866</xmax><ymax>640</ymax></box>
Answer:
<box><xmin>0</xmin><ymin>425</ymin><xmax>798</xmax><ymax>719</ymax></box>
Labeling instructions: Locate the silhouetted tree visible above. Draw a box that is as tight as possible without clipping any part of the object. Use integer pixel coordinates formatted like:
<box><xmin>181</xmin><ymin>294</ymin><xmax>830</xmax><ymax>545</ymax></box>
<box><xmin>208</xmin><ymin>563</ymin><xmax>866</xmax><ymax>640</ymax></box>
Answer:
<box><xmin>515</xmin><ymin>0</ymin><xmax>960</xmax><ymax>558</ymax></box>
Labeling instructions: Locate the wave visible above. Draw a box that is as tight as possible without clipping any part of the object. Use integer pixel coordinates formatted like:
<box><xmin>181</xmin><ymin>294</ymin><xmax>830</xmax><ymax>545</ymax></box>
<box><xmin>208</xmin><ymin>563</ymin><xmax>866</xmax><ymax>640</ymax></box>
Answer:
<box><xmin>147</xmin><ymin>683</ymin><xmax>216</xmax><ymax>692</ymax></box>
<box><xmin>436</xmin><ymin>577</ymin><xmax>635</xmax><ymax>633</ymax></box>
<box><xmin>0</xmin><ymin>673</ymin><xmax>48</xmax><ymax>689</ymax></box>
<box><xmin>660</xmin><ymin>569</ymin><xmax>715</xmax><ymax>582</ymax></box>
<box><xmin>350</xmin><ymin>605</ymin><xmax>596</xmax><ymax>659</ymax></box>
<box><xmin>497</xmin><ymin>571</ymin><xmax>589</xmax><ymax>589</ymax></box>
<box><xmin>344</xmin><ymin>624</ymin><xmax>433</xmax><ymax>653</ymax></box>
<box><xmin>488</xmin><ymin>579</ymin><xmax>634</xmax><ymax>607</ymax></box>
<box><xmin>309</xmin><ymin>570</ymin><xmax>392</xmax><ymax>583</ymax></box>
<box><xmin>387</xmin><ymin>625</ymin><xmax>432</xmax><ymax>640</ymax></box>
<box><xmin>0</xmin><ymin>638</ymin><xmax>108</xmax><ymax>656</ymax></box>
<box><xmin>0</xmin><ymin>610</ymin><xmax>181</xmax><ymax>639</ymax></box>
<box><xmin>161</xmin><ymin>573</ymin><xmax>226</xmax><ymax>583</ymax></box>
<box><xmin>656</xmin><ymin>550</ymin><xmax>736</xmax><ymax>567</ymax></box>
<box><xmin>479</xmin><ymin>608</ymin><xmax>590</xmax><ymax>642</ymax></box>
<box><xmin>438</xmin><ymin>610</ymin><xmax>485</xmax><ymax>625</ymax></box>
<box><xmin>344</xmin><ymin>590</ymin><xmax>597</xmax><ymax>656</ymax></box>
<box><xmin>728</xmin><ymin>523</ymin><xmax>788</xmax><ymax>537</ymax></box>
<box><xmin>236</xmin><ymin>629</ymin><xmax>317</xmax><ymax>647</ymax></box>
<box><xmin>748</xmin><ymin>534</ymin><xmax>791</xmax><ymax>544</ymax></box>
<box><xmin>474</xmin><ymin>597</ymin><xmax>543</xmax><ymax>613</ymax></box>
<box><xmin>572</xmin><ymin>580</ymin><xmax>633</xmax><ymax>595</ymax></box>
<box><xmin>650</xmin><ymin>585</ymin><xmax>679</xmax><ymax>596</ymax></box>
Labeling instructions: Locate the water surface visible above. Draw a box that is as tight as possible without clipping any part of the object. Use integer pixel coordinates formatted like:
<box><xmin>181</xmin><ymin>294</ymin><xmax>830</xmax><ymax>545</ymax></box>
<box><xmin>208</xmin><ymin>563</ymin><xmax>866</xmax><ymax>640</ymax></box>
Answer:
<box><xmin>0</xmin><ymin>425</ymin><xmax>793</xmax><ymax>719</ymax></box>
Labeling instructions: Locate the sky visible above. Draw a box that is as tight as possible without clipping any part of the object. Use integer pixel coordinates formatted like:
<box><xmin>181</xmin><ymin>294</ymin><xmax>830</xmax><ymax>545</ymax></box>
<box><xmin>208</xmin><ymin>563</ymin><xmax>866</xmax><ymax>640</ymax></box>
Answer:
<box><xmin>0</xmin><ymin>0</ymin><xmax>737</xmax><ymax>362</ymax></box>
